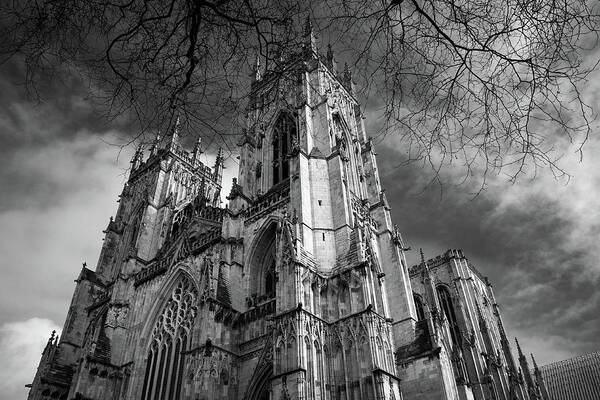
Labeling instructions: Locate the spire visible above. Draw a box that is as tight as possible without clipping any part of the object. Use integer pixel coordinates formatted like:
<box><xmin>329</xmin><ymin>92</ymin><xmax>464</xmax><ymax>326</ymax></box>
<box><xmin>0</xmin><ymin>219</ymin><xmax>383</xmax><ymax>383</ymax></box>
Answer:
<box><xmin>131</xmin><ymin>144</ymin><xmax>144</xmax><ymax>170</ymax></box>
<box><xmin>515</xmin><ymin>337</ymin><xmax>524</xmax><ymax>358</ymax></box>
<box><xmin>253</xmin><ymin>54</ymin><xmax>262</xmax><ymax>81</ymax></box>
<box><xmin>215</xmin><ymin>147</ymin><xmax>224</xmax><ymax>166</ymax></box>
<box><xmin>193</xmin><ymin>136</ymin><xmax>203</xmax><ymax>162</ymax></box>
<box><xmin>343</xmin><ymin>62</ymin><xmax>352</xmax><ymax>80</ymax></box>
<box><xmin>342</xmin><ymin>62</ymin><xmax>355</xmax><ymax>94</ymax></box>
<box><xmin>166</xmin><ymin>114</ymin><xmax>181</xmax><ymax>151</ymax></box>
<box><xmin>531</xmin><ymin>353</ymin><xmax>551</xmax><ymax>400</ymax></box>
<box><xmin>516</xmin><ymin>337</ymin><xmax>535</xmax><ymax>389</ymax></box>
<box><xmin>174</xmin><ymin>114</ymin><xmax>181</xmax><ymax>135</ymax></box>
<box><xmin>303</xmin><ymin>15</ymin><xmax>317</xmax><ymax>54</ymax></box>
<box><xmin>304</xmin><ymin>15</ymin><xmax>313</xmax><ymax>37</ymax></box>
<box><xmin>150</xmin><ymin>131</ymin><xmax>161</xmax><ymax>155</ymax></box>
<box><xmin>495</xmin><ymin>306</ymin><xmax>508</xmax><ymax>341</ymax></box>
<box><xmin>213</xmin><ymin>147</ymin><xmax>224</xmax><ymax>186</ymax></box>
<box><xmin>43</xmin><ymin>329</ymin><xmax>57</xmax><ymax>355</ymax></box>
<box><xmin>531</xmin><ymin>353</ymin><xmax>539</xmax><ymax>372</ymax></box>
<box><xmin>326</xmin><ymin>43</ymin><xmax>336</xmax><ymax>72</ymax></box>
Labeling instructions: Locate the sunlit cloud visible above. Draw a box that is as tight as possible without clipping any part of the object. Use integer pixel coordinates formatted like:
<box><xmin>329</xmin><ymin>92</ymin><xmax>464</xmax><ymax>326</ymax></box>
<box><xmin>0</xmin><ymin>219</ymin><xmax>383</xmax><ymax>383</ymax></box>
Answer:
<box><xmin>0</xmin><ymin>318</ymin><xmax>61</xmax><ymax>400</ymax></box>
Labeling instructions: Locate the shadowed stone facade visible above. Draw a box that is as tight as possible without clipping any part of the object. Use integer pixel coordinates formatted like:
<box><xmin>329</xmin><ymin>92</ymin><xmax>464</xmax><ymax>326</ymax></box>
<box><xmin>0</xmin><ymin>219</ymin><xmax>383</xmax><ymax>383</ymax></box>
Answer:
<box><xmin>27</xmin><ymin>23</ymin><xmax>548</xmax><ymax>400</ymax></box>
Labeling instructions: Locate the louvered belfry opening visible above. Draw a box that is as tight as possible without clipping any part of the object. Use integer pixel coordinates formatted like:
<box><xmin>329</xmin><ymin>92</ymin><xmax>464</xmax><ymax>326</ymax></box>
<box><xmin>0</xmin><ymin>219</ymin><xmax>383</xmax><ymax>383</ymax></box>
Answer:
<box><xmin>141</xmin><ymin>277</ymin><xmax>197</xmax><ymax>400</ymax></box>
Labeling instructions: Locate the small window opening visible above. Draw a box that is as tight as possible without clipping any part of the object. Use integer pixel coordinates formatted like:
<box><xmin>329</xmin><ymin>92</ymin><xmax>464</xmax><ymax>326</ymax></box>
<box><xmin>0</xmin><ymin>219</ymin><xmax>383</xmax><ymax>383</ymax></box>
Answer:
<box><xmin>322</xmin><ymin>233</ymin><xmax>326</xmax><ymax>241</ymax></box>
<box><xmin>318</xmin><ymin>200</ymin><xmax>322</xmax><ymax>206</ymax></box>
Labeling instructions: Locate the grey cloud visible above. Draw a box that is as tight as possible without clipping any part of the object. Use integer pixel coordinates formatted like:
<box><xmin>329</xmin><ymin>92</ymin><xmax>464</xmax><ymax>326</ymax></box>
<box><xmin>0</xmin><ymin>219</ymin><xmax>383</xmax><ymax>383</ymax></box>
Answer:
<box><xmin>374</xmin><ymin>133</ymin><xmax>600</xmax><ymax>365</ymax></box>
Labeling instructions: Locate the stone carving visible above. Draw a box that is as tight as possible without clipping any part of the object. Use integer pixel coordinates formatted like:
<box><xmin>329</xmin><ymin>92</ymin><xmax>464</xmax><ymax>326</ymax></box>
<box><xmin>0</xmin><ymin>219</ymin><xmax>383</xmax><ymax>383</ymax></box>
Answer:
<box><xmin>106</xmin><ymin>304</ymin><xmax>129</xmax><ymax>328</ymax></box>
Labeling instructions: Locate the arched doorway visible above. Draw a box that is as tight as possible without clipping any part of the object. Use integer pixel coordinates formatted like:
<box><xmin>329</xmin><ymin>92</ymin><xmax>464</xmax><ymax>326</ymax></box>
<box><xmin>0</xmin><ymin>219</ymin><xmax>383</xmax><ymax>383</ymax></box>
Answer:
<box><xmin>247</xmin><ymin>365</ymin><xmax>272</xmax><ymax>400</ymax></box>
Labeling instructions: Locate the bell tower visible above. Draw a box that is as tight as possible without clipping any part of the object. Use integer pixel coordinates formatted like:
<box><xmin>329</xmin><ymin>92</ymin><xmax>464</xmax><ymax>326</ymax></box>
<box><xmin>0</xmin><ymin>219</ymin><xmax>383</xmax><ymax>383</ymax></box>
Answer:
<box><xmin>226</xmin><ymin>19</ymin><xmax>417</xmax><ymax>400</ymax></box>
<box><xmin>95</xmin><ymin>121</ymin><xmax>223</xmax><ymax>283</ymax></box>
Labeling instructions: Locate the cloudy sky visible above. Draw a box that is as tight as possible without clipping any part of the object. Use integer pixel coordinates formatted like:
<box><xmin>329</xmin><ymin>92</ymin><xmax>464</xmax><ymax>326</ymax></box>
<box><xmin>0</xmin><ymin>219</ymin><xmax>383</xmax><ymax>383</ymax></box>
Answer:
<box><xmin>1</xmin><ymin>53</ymin><xmax>599</xmax><ymax>400</ymax></box>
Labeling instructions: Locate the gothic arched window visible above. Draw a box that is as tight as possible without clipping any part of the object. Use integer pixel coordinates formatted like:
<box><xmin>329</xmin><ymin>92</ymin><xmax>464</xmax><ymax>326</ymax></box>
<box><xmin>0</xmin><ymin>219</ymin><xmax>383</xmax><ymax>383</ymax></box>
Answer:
<box><xmin>436</xmin><ymin>285</ymin><xmax>461</xmax><ymax>347</ymax></box>
<box><xmin>265</xmin><ymin>260</ymin><xmax>276</xmax><ymax>299</ymax></box>
<box><xmin>315</xmin><ymin>341</ymin><xmax>324</xmax><ymax>400</ymax></box>
<box><xmin>248</xmin><ymin>222</ymin><xmax>277</xmax><ymax>303</ymax></box>
<box><xmin>413</xmin><ymin>294</ymin><xmax>425</xmax><ymax>321</ymax></box>
<box><xmin>141</xmin><ymin>277</ymin><xmax>197</xmax><ymax>400</ymax></box>
<box><xmin>124</xmin><ymin>205</ymin><xmax>145</xmax><ymax>255</ymax></box>
<box><xmin>272</xmin><ymin>112</ymin><xmax>296</xmax><ymax>185</ymax></box>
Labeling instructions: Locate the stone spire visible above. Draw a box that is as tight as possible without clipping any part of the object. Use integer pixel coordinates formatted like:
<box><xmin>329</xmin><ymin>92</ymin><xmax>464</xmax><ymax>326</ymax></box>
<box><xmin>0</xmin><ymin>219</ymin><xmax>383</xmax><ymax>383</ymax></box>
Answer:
<box><xmin>496</xmin><ymin>307</ymin><xmax>519</xmax><ymax>376</ymax></box>
<box><xmin>193</xmin><ymin>136</ymin><xmax>203</xmax><ymax>162</ymax></box>
<box><xmin>166</xmin><ymin>114</ymin><xmax>181</xmax><ymax>151</ymax></box>
<box><xmin>253</xmin><ymin>54</ymin><xmax>262</xmax><ymax>82</ymax></box>
<box><xmin>303</xmin><ymin>15</ymin><xmax>317</xmax><ymax>54</ymax></box>
<box><xmin>516</xmin><ymin>338</ymin><xmax>535</xmax><ymax>390</ymax></box>
<box><xmin>149</xmin><ymin>131</ymin><xmax>161</xmax><ymax>156</ymax></box>
<box><xmin>213</xmin><ymin>147</ymin><xmax>224</xmax><ymax>185</ymax></box>
<box><xmin>342</xmin><ymin>62</ymin><xmax>355</xmax><ymax>94</ymax></box>
<box><xmin>531</xmin><ymin>353</ymin><xmax>550</xmax><ymax>400</ymax></box>
<box><xmin>326</xmin><ymin>43</ymin><xmax>336</xmax><ymax>72</ymax></box>
<box><xmin>131</xmin><ymin>144</ymin><xmax>144</xmax><ymax>170</ymax></box>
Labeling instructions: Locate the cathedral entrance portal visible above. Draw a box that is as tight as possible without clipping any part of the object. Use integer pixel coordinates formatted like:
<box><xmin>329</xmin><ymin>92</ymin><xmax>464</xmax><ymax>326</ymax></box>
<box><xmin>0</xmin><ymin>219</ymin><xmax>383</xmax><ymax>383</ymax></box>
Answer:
<box><xmin>247</xmin><ymin>365</ymin><xmax>272</xmax><ymax>400</ymax></box>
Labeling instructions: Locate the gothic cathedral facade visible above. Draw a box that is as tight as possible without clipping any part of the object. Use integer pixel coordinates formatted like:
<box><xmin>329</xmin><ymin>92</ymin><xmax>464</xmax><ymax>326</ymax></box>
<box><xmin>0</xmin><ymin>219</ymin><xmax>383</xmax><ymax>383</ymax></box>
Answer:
<box><xmin>28</xmin><ymin>25</ymin><xmax>549</xmax><ymax>400</ymax></box>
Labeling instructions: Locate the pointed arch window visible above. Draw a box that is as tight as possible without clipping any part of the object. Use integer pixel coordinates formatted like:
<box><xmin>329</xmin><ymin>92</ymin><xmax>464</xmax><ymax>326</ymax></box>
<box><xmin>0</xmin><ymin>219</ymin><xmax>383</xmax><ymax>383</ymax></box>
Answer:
<box><xmin>413</xmin><ymin>294</ymin><xmax>425</xmax><ymax>321</ymax></box>
<box><xmin>305</xmin><ymin>337</ymin><xmax>313</xmax><ymax>397</ymax></box>
<box><xmin>124</xmin><ymin>205</ymin><xmax>145</xmax><ymax>256</ymax></box>
<box><xmin>436</xmin><ymin>285</ymin><xmax>461</xmax><ymax>347</ymax></box>
<box><xmin>141</xmin><ymin>277</ymin><xmax>197</xmax><ymax>400</ymax></box>
<box><xmin>264</xmin><ymin>260</ymin><xmax>276</xmax><ymax>299</ymax></box>
<box><xmin>272</xmin><ymin>112</ymin><xmax>296</xmax><ymax>185</ymax></box>
<box><xmin>333</xmin><ymin>340</ymin><xmax>345</xmax><ymax>400</ymax></box>
<box><xmin>315</xmin><ymin>341</ymin><xmax>324</xmax><ymax>400</ymax></box>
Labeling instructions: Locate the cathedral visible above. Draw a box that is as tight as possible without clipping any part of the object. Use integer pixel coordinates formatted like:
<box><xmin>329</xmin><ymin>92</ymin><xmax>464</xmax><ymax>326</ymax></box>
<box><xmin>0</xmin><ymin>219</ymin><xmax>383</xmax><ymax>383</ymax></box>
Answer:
<box><xmin>27</xmin><ymin>23</ymin><xmax>550</xmax><ymax>400</ymax></box>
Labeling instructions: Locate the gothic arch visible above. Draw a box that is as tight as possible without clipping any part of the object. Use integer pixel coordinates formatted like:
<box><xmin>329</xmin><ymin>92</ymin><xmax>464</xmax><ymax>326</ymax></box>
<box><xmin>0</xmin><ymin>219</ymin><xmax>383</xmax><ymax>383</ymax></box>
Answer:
<box><xmin>436</xmin><ymin>284</ymin><xmax>461</xmax><ymax>347</ymax></box>
<box><xmin>246</xmin><ymin>217</ymin><xmax>278</xmax><ymax>301</ymax></box>
<box><xmin>331</xmin><ymin>111</ymin><xmax>363</xmax><ymax>199</ymax></box>
<box><xmin>139</xmin><ymin>271</ymin><xmax>199</xmax><ymax>400</ymax></box>
<box><xmin>140</xmin><ymin>266</ymin><xmax>199</xmax><ymax>340</ymax></box>
<box><xmin>120</xmin><ymin>202</ymin><xmax>146</xmax><ymax>258</ymax></box>
<box><xmin>270</xmin><ymin>111</ymin><xmax>297</xmax><ymax>186</ymax></box>
<box><xmin>246</xmin><ymin>364</ymin><xmax>272</xmax><ymax>400</ymax></box>
<box><xmin>413</xmin><ymin>293</ymin><xmax>425</xmax><ymax>321</ymax></box>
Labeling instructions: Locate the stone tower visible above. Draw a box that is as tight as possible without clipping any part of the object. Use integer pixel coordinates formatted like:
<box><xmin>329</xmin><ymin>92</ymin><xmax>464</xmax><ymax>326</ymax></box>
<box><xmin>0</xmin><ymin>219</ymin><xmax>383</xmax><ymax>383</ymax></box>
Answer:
<box><xmin>27</xmin><ymin>22</ymin><xmax>545</xmax><ymax>400</ymax></box>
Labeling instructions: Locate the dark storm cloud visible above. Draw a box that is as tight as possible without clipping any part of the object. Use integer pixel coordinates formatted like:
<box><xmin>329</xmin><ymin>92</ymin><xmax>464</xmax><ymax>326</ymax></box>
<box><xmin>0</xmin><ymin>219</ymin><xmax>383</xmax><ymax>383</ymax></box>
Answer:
<box><xmin>375</xmin><ymin>133</ymin><xmax>600</xmax><ymax>364</ymax></box>
<box><xmin>0</xmin><ymin>59</ymin><xmax>133</xmax><ymax>324</ymax></box>
<box><xmin>0</xmin><ymin>59</ymin><xmax>136</xmax><ymax>211</ymax></box>
<box><xmin>0</xmin><ymin>60</ymin><xmax>133</xmax><ymax>399</ymax></box>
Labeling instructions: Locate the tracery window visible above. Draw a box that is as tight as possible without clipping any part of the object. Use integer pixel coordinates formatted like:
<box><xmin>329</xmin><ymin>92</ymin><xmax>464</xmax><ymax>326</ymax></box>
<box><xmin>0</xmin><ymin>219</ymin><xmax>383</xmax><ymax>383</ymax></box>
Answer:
<box><xmin>272</xmin><ymin>112</ymin><xmax>296</xmax><ymax>185</ymax></box>
<box><xmin>141</xmin><ymin>277</ymin><xmax>197</xmax><ymax>400</ymax></box>
<box><xmin>436</xmin><ymin>285</ymin><xmax>461</xmax><ymax>347</ymax></box>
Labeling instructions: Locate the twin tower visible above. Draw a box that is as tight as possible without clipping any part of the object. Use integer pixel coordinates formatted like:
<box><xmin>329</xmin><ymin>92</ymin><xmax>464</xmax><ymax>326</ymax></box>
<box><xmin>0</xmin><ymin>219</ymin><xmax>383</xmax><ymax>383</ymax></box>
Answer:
<box><xmin>28</xmin><ymin>25</ymin><xmax>548</xmax><ymax>400</ymax></box>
